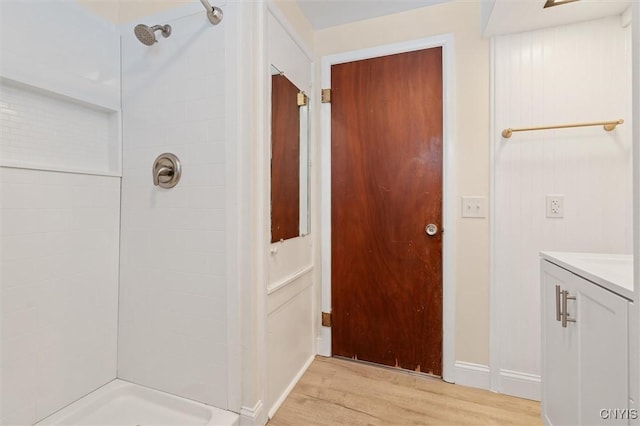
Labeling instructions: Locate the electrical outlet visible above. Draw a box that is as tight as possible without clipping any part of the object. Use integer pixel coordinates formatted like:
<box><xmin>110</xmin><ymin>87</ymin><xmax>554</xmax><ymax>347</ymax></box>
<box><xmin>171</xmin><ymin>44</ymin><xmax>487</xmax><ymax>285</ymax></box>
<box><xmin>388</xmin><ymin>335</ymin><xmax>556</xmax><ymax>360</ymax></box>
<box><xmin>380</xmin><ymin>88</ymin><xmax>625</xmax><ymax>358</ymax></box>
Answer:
<box><xmin>546</xmin><ymin>195</ymin><xmax>564</xmax><ymax>218</ymax></box>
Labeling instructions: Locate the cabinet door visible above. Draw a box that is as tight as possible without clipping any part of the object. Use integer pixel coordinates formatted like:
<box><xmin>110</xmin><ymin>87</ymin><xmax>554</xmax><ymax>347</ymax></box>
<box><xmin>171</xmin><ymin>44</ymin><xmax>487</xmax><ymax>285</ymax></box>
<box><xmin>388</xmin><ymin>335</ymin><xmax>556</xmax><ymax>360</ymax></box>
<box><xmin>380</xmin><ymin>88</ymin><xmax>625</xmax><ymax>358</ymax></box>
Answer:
<box><xmin>575</xmin><ymin>279</ymin><xmax>629</xmax><ymax>425</ymax></box>
<box><xmin>541</xmin><ymin>261</ymin><xmax>579</xmax><ymax>426</ymax></box>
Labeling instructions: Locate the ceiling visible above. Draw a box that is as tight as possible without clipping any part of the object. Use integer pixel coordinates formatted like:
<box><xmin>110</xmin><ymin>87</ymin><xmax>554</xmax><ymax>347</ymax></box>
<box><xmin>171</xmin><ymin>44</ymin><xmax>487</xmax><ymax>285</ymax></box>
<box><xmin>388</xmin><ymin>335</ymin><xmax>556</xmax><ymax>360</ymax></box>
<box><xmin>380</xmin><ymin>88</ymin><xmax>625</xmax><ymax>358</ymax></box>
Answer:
<box><xmin>483</xmin><ymin>0</ymin><xmax>631</xmax><ymax>37</ymax></box>
<box><xmin>295</xmin><ymin>0</ymin><xmax>631</xmax><ymax>35</ymax></box>
<box><xmin>296</xmin><ymin>0</ymin><xmax>451</xmax><ymax>30</ymax></box>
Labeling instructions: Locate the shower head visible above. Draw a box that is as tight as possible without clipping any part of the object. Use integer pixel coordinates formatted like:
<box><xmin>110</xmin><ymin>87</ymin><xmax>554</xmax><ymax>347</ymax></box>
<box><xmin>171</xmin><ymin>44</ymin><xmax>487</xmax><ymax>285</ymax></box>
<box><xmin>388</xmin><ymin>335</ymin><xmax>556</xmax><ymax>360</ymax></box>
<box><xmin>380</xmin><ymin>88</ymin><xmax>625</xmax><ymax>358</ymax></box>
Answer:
<box><xmin>134</xmin><ymin>24</ymin><xmax>172</xmax><ymax>46</ymax></box>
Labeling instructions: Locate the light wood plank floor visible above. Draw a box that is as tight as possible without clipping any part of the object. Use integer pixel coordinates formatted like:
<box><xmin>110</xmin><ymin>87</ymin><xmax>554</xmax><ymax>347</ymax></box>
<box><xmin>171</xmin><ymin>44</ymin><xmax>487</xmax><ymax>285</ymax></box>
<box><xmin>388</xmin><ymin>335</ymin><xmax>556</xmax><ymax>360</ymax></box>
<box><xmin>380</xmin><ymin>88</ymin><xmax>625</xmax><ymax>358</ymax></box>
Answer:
<box><xmin>269</xmin><ymin>356</ymin><xmax>541</xmax><ymax>426</ymax></box>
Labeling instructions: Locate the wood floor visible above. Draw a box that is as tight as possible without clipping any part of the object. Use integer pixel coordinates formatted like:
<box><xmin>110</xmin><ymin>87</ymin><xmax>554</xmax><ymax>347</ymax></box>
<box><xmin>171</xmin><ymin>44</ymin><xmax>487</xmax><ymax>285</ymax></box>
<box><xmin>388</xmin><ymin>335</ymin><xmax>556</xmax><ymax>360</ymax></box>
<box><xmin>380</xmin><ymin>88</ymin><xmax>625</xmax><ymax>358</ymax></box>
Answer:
<box><xmin>268</xmin><ymin>356</ymin><xmax>541</xmax><ymax>426</ymax></box>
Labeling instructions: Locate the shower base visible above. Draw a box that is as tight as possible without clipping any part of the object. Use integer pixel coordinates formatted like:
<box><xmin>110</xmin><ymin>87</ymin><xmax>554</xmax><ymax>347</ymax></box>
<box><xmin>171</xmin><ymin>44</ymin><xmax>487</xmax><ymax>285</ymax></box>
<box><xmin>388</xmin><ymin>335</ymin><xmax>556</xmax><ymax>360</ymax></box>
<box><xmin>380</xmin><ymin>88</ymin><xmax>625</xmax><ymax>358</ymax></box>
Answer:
<box><xmin>36</xmin><ymin>379</ymin><xmax>239</xmax><ymax>426</ymax></box>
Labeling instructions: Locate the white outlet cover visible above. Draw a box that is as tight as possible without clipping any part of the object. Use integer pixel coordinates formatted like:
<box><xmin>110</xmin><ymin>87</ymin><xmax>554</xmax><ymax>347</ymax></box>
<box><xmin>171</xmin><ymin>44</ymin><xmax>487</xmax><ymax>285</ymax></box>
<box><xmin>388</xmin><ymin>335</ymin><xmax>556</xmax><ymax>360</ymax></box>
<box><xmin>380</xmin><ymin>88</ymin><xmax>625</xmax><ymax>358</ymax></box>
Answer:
<box><xmin>545</xmin><ymin>195</ymin><xmax>564</xmax><ymax>218</ymax></box>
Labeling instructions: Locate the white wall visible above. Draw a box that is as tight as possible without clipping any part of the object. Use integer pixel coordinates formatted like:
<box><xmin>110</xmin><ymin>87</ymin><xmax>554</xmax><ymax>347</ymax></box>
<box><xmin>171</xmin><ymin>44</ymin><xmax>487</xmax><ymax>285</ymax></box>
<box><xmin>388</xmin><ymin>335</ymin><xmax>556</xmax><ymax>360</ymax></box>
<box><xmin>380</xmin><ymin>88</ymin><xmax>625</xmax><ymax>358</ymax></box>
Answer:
<box><xmin>265</xmin><ymin>6</ymin><xmax>315</xmax><ymax>418</ymax></box>
<box><xmin>0</xmin><ymin>2</ymin><xmax>121</xmax><ymax>424</ymax></box>
<box><xmin>492</xmin><ymin>15</ymin><xmax>632</xmax><ymax>400</ymax></box>
<box><xmin>117</xmin><ymin>5</ymin><xmax>233</xmax><ymax>409</ymax></box>
<box><xmin>77</xmin><ymin>0</ymin><xmax>197</xmax><ymax>24</ymax></box>
<box><xmin>0</xmin><ymin>1</ymin><xmax>121</xmax><ymax>112</ymax></box>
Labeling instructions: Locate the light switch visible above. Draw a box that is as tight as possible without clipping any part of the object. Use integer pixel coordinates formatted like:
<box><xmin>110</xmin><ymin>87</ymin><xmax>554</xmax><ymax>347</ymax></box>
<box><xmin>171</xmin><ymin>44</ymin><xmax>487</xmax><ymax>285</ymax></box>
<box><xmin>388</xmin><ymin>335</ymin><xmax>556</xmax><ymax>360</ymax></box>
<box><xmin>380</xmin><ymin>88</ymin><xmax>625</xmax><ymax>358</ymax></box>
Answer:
<box><xmin>462</xmin><ymin>196</ymin><xmax>487</xmax><ymax>218</ymax></box>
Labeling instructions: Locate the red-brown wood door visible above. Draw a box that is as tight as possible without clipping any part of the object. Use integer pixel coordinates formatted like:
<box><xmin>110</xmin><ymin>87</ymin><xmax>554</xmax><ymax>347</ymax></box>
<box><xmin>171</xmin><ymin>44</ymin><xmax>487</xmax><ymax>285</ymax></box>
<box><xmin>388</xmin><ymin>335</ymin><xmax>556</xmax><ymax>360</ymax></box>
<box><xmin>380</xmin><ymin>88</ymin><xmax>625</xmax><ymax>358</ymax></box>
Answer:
<box><xmin>331</xmin><ymin>47</ymin><xmax>443</xmax><ymax>376</ymax></box>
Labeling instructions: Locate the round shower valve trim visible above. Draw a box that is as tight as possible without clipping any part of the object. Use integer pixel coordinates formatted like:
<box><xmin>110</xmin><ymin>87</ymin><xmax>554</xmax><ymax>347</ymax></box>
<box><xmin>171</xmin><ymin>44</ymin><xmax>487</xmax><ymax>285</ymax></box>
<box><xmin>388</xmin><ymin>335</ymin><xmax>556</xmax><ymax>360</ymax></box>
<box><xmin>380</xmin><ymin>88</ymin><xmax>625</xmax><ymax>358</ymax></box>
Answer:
<box><xmin>152</xmin><ymin>153</ymin><xmax>181</xmax><ymax>189</ymax></box>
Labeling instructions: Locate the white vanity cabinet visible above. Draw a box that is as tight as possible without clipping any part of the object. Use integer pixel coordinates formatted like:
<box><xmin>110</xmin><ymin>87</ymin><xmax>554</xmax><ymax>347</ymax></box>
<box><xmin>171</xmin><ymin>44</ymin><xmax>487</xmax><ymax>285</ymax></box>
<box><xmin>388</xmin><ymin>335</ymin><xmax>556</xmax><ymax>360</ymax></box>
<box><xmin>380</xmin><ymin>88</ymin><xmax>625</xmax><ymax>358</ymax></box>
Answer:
<box><xmin>541</xmin><ymin>256</ymin><xmax>631</xmax><ymax>426</ymax></box>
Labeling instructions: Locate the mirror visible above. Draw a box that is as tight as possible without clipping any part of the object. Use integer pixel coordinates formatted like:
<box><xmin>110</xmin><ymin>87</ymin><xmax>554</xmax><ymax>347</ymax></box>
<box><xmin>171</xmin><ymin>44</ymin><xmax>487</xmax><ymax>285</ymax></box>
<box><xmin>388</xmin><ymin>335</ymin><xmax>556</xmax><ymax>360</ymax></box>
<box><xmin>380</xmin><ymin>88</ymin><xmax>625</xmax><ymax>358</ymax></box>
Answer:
<box><xmin>270</xmin><ymin>65</ymin><xmax>310</xmax><ymax>243</ymax></box>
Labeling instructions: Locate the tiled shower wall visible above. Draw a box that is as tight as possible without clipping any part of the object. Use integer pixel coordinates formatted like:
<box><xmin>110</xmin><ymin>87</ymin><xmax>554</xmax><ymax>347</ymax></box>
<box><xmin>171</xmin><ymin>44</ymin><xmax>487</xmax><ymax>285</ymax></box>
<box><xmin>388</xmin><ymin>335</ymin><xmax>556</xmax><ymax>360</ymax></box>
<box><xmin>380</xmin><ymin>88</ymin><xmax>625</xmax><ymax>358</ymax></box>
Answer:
<box><xmin>0</xmin><ymin>82</ymin><xmax>118</xmax><ymax>173</ymax></box>
<box><xmin>0</xmin><ymin>170</ymin><xmax>120</xmax><ymax>425</ymax></box>
<box><xmin>0</xmin><ymin>2</ymin><xmax>121</xmax><ymax>424</ymax></box>
<box><xmin>117</xmin><ymin>9</ymin><xmax>229</xmax><ymax>408</ymax></box>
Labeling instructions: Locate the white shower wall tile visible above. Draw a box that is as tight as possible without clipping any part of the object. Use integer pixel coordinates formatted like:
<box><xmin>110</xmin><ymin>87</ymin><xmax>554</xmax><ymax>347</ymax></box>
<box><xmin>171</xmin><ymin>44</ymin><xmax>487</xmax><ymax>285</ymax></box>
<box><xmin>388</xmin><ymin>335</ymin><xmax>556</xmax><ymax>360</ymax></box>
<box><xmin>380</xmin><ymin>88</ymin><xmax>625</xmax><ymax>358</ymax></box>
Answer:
<box><xmin>180</xmin><ymin>163</ymin><xmax>225</xmax><ymax>186</ymax></box>
<box><xmin>0</xmin><ymin>1</ymin><xmax>120</xmax><ymax>110</ymax></box>
<box><xmin>0</xmin><ymin>168</ymin><xmax>120</xmax><ymax>425</ymax></box>
<box><xmin>187</xmin><ymin>142</ymin><xmax>226</xmax><ymax>164</ymax></box>
<box><xmin>118</xmin><ymin>11</ymin><xmax>229</xmax><ymax>409</ymax></box>
<box><xmin>0</xmin><ymin>81</ymin><xmax>119</xmax><ymax>174</ymax></box>
<box><xmin>0</xmin><ymin>0</ymin><xmax>121</xmax><ymax>176</ymax></box>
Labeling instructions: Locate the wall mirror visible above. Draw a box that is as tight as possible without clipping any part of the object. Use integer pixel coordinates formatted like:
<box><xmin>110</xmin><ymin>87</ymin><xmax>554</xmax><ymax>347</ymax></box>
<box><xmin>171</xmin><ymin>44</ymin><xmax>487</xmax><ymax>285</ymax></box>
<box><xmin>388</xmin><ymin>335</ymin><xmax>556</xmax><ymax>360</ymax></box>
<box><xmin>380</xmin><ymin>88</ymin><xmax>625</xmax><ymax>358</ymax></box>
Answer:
<box><xmin>270</xmin><ymin>65</ymin><xmax>310</xmax><ymax>243</ymax></box>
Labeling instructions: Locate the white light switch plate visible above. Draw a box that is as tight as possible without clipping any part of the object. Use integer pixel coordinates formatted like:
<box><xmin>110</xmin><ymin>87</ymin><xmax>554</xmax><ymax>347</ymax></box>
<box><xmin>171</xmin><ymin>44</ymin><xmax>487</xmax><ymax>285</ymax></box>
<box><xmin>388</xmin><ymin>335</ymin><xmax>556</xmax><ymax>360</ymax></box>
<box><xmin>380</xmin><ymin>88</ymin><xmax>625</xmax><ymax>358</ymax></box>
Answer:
<box><xmin>462</xmin><ymin>196</ymin><xmax>487</xmax><ymax>218</ymax></box>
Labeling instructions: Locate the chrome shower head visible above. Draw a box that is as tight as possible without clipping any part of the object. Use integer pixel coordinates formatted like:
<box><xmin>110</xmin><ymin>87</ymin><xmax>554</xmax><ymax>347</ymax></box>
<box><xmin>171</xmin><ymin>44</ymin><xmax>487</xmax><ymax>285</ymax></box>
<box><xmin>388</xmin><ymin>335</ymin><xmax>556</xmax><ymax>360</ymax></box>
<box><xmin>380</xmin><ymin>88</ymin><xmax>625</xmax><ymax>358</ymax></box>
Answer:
<box><xmin>134</xmin><ymin>24</ymin><xmax>172</xmax><ymax>46</ymax></box>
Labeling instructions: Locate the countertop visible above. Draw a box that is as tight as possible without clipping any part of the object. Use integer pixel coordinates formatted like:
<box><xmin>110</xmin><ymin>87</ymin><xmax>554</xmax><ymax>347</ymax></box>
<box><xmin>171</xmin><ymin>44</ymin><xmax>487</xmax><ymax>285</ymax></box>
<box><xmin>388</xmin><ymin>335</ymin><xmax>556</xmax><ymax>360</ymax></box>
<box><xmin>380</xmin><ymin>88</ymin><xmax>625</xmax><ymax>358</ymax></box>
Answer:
<box><xmin>540</xmin><ymin>251</ymin><xmax>634</xmax><ymax>301</ymax></box>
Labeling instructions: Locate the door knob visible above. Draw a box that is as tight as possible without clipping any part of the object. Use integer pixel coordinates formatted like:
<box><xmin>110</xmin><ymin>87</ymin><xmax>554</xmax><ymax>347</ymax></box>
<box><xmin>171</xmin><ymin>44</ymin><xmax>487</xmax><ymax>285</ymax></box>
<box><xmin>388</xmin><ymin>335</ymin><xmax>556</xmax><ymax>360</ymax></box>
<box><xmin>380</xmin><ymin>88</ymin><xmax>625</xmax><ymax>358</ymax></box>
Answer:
<box><xmin>425</xmin><ymin>224</ymin><xmax>438</xmax><ymax>236</ymax></box>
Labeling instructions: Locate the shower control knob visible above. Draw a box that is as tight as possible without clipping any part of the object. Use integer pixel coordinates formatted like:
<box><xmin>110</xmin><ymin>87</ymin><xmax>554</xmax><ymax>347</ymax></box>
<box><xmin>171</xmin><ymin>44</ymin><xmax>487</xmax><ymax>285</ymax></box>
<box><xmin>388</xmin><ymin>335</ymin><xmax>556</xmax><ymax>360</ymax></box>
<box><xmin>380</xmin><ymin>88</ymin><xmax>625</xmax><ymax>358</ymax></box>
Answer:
<box><xmin>425</xmin><ymin>224</ymin><xmax>438</xmax><ymax>236</ymax></box>
<box><xmin>152</xmin><ymin>153</ymin><xmax>181</xmax><ymax>189</ymax></box>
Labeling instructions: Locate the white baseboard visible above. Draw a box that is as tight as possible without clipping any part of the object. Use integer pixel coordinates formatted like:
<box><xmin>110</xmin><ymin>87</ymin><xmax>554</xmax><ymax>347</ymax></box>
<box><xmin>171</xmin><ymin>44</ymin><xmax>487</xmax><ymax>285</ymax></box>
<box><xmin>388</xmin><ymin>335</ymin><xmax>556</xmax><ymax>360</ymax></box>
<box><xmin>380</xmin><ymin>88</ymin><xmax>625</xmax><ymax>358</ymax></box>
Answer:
<box><xmin>268</xmin><ymin>355</ymin><xmax>315</xmax><ymax>419</ymax></box>
<box><xmin>454</xmin><ymin>361</ymin><xmax>491</xmax><ymax>390</ymax></box>
<box><xmin>240</xmin><ymin>400</ymin><xmax>265</xmax><ymax>426</ymax></box>
<box><xmin>499</xmin><ymin>369</ymin><xmax>541</xmax><ymax>401</ymax></box>
<box><xmin>454</xmin><ymin>363</ymin><xmax>540</xmax><ymax>401</ymax></box>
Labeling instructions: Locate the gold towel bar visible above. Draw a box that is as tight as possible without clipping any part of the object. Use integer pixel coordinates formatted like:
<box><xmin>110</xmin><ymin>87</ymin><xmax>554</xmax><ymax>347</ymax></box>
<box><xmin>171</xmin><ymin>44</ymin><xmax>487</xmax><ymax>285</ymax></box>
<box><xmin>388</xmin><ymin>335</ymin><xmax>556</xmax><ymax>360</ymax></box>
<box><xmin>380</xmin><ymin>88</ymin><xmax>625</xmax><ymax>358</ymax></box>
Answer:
<box><xmin>502</xmin><ymin>119</ymin><xmax>624</xmax><ymax>139</ymax></box>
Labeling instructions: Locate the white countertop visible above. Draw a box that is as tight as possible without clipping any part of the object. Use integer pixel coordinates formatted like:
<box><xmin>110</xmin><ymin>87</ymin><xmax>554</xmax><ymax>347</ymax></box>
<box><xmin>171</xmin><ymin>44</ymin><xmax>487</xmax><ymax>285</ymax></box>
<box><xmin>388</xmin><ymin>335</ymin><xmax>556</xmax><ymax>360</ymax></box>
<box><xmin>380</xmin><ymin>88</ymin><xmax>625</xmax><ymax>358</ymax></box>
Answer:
<box><xmin>540</xmin><ymin>251</ymin><xmax>634</xmax><ymax>301</ymax></box>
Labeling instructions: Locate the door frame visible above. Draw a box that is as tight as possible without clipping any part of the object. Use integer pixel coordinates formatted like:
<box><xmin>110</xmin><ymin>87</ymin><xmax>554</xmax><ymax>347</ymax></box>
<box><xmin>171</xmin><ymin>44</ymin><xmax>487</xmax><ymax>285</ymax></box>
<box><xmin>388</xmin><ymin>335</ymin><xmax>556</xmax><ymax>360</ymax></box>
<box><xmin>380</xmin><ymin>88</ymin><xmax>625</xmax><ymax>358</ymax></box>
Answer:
<box><xmin>318</xmin><ymin>34</ymin><xmax>456</xmax><ymax>383</ymax></box>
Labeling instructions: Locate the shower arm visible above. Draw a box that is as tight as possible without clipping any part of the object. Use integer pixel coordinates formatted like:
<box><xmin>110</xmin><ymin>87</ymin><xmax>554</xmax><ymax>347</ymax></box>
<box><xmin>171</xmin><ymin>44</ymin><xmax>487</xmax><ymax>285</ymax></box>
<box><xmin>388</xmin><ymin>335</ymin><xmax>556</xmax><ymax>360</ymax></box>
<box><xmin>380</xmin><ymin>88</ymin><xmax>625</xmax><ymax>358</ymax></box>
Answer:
<box><xmin>199</xmin><ymin>0</ymin><xmax>223</xmax><ymax>25</ymax></box>
<box><xmin>199</xmin><ymin>0</ymin><xmax>213</xmax><ymax>13</ymax></box>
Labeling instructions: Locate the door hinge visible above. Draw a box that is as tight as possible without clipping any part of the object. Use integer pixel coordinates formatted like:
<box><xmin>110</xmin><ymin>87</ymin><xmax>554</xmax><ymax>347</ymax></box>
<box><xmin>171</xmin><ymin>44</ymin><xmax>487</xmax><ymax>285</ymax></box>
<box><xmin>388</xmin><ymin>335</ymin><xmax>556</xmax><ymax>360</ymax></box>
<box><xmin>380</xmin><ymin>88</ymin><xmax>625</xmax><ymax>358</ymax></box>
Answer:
<box><xmin>321</xmin><ymin>88</ymin><xmax>331</xmax><ymax>103</ymax></box>
<box><xmin>297</xmin><ymin>91</ymin><xmax>308</xmax><ymax>107</ymax></box>
<box><xmin>321</xmin><ymin>311</ymin><xmax>332</xmax><ymax>327</ymax></box>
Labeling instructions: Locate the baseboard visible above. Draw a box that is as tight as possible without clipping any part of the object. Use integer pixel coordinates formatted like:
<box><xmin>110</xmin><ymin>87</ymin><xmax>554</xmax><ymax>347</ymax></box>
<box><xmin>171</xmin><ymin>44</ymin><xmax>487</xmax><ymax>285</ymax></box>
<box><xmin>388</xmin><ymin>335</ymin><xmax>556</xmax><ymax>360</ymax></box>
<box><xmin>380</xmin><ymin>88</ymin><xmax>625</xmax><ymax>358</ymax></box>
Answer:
<box><xmin>499</xmin><ymin>369</ymin><xmax>541</xmax><ymax>401</ymax></box>
<box><xmin>268</xmin><ymin>355</ymin><xmax>315</xmax><ymax>419</ymax></box>
<box><xmin>240</xmin><ymin>400</ymin><xmax>265</xmax><ymax>426</ymax></box>
<box><xmin>454</xmin><ymin>361</ymin><xmax>491</xmax><ymax>390</ymax></box>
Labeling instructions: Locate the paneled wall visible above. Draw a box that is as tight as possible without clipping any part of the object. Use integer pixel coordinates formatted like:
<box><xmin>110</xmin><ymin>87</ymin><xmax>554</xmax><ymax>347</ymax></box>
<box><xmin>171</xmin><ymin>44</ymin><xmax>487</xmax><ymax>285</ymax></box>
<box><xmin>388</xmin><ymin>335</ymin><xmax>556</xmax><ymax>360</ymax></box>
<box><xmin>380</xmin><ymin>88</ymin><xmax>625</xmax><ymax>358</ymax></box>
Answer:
<box><xmin>117</xmin><ymin>7</ymin><xmax>230</xmax><ymax>409</ymax></box>
<box><xmin>266</xmin><ymin>8</ymin><xmax>315</xmax><ymax>418</ymax></box>
<box><xmin>0</xmin><ymin>2</ymin><xmax>121</xmax><ymax>424</ymax></box>
<box><xmin>492</xmin><ymin>15</ymin><xmax>632</xmax><ymax>399</ymax></box>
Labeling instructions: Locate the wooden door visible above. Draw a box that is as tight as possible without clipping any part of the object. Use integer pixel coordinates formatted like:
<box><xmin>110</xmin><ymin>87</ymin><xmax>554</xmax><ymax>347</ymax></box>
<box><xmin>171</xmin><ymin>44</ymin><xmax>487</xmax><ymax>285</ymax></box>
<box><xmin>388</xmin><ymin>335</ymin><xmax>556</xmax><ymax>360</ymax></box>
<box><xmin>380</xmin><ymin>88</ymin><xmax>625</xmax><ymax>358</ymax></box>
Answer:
<box><xmin>331</xmin><ymin>48</ymin><xmax>443</xmax><ymax>375</ymax></box>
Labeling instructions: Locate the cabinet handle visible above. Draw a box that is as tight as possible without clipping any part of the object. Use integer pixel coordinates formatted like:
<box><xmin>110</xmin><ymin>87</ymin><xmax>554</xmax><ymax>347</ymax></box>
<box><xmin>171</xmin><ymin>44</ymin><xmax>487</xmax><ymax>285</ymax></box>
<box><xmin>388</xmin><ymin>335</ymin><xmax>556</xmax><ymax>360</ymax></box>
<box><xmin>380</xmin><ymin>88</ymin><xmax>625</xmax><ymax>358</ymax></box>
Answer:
<box><xmin>555</xmin><ymin>285</ymin><xmax>562</xmax><ymax>321</ymax></box>
<box><xmin>561</xmin><ymin>290</ymin><xmax>576</xmax><ymax>328</ymax></box>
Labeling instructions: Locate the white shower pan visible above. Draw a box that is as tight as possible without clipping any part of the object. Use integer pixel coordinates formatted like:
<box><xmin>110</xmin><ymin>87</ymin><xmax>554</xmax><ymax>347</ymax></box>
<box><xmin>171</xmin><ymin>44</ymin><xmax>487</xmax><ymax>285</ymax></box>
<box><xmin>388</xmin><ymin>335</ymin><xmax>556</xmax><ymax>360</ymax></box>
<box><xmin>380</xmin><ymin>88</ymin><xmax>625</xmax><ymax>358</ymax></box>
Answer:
<box><xmin>36</xmin><ymin>380</ymin><xmax>239</xmax><ymax>426</ymax></box>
